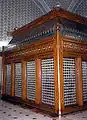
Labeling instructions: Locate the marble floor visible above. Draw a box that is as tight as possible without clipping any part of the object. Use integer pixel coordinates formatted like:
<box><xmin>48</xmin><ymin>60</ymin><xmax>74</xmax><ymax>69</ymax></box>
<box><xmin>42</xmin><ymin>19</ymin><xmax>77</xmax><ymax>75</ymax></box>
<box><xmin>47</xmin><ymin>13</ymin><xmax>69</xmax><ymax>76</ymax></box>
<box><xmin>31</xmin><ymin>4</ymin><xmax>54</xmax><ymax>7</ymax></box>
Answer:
<box><xmin>0</xmin><ymin>100</ymin><xmax>87</xmax><ymax>120</ymax></box>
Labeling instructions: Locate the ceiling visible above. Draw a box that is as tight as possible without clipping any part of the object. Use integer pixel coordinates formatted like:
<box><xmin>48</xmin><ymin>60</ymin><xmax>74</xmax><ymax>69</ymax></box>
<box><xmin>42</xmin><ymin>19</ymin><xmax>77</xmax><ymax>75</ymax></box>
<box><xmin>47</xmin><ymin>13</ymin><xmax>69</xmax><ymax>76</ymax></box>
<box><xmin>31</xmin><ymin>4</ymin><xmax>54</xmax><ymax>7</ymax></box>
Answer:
<box><xmin>0</xmin><ymin>0</ymin><xmax>87</xmax><ymax>50</ymax></box>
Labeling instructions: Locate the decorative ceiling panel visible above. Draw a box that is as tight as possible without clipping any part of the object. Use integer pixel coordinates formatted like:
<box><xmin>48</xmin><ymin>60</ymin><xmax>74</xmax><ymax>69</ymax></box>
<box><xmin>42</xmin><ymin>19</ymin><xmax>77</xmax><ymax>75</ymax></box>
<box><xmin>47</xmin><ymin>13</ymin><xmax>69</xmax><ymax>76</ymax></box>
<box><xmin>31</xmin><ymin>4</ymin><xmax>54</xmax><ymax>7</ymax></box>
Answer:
<box><xmin>44</xmin><ymin>0</ymin><xmax>71</xmax><ymax>9</ymax></box>
<box><xmin>74</xmin><ymin>0</ymin><xmax>87</xmax><ymax>17</ymax></box>
<box><xmin>0</xmin><ymin>0</ymin><xmax>43</xmax><ymax>48</ymax></box>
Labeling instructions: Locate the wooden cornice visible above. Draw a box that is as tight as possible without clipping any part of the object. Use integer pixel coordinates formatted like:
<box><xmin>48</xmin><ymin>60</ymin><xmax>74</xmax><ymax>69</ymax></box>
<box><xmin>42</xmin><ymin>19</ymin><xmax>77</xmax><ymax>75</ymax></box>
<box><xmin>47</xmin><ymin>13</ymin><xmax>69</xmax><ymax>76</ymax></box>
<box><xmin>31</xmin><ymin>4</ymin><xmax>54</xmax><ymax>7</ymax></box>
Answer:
<box><xmin>12</xmin><ymin>8</ymin><xmax>87</xmax><ymax>37</ymax></box>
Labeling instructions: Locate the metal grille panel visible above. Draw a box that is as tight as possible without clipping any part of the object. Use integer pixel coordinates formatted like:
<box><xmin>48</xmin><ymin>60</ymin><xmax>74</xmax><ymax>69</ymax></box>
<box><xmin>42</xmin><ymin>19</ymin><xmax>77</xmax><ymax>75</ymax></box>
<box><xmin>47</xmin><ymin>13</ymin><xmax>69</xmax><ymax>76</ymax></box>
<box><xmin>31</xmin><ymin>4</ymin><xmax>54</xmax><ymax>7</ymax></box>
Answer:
<box><xmin>82</xmin><ymin>61</ymin><xmax>87</xmax><ymax>102</ymax></box>
<box><xmin>6</xmin><ymin>64</ymin><xmax>11</xmax><ymax>95</ymax></box>
<box><xmin>15</xmin><ymin>63</ymin><xmax>22</xmax><ymax>97</ymax></box>
<box><xmin>63</xmin><ymin>58</ymin><xmax>76</xmax><ymax>106</ymax></box>
<box><xmin>41</xmin><ymin>58</ymin><xmax>55</xmax><ymax>106</ymax></box>
<box><xmin>27</xmin><ymin>61</ymin><xmax>36</xmax><ymax>101</ymax></box>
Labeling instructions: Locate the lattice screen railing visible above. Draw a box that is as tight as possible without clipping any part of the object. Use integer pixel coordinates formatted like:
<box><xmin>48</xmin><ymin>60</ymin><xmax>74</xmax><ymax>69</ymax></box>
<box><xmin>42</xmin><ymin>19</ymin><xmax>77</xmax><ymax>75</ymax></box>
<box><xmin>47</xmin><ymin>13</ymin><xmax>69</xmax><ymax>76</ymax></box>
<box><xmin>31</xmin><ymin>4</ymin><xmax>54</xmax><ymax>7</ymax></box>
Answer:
<box><xmin>63</xmin><ymin>58</ymin><xmax>76</xmax><ymax>106</ymax></box>
<box><xmin>41</xmin><ymin>58</ymin><xmax>55</xmax><ymax>106</ymax></box>
<box><xmin>82</xmin><ymin>61</ymin><xmax>87</xmax><ymax>102</ymax></box>
<box><xmin>27</xmin><ymin>61</ymin><xmax>36</xmax><ymax>101</ymax></box>
<box><xmin>15</xmin><ymin>63</ymin><xmax>22</xmax><ymax>97</ymax></box>
<box><xmin>6</xmin><ymin>64</ymin><xmax>11</xmax><ymax>95</ymax></box>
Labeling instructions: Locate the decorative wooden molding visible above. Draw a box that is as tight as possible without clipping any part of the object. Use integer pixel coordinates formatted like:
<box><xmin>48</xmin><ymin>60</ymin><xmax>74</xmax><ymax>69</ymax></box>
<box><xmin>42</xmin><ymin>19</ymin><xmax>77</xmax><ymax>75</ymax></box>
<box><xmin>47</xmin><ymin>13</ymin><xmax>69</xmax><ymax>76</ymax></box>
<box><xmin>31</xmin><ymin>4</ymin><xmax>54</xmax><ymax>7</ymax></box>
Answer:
<box><xmin>63</xmin><ymin>37</ymin><xmax>87</xmax><ymax>54</ymax></box>
<box><xmin>5</xmin><ymin>35</ymin><xmax>87</xmax><ymax>63</ymax></box>
<box><xmin>75</xmin><ymin>57</ymin><xmax>83</xmax><ymax>106</ymax></box>
<box><xmin>35</xmin><ymin>59</ymin><xmax>42</xmax><ymax>104</ymax></box>
<box><xmin>22</xmin><ymin>61</ymin><xmax>27</xmax><ymax>100</ymax></box>
<box><xmin>5</xmin><ymin>37</ymin><xmax>54</xmax><ymax>62</ymax></box>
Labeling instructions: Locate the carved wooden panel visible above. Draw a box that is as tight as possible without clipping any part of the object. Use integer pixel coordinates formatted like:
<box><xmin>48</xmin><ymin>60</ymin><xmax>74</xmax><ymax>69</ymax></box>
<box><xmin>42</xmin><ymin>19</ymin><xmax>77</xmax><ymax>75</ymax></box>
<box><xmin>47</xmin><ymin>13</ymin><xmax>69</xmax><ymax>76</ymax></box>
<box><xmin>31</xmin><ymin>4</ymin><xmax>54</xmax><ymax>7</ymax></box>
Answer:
<box><xmin>63</xmin><ymin>38</ymin><xmax>87</xmax><ymax>54</ymax></box>
<box><xmin>5</xmin><ymin>38</ymin><xmax>54</xmax><ymax>62</ymax></box>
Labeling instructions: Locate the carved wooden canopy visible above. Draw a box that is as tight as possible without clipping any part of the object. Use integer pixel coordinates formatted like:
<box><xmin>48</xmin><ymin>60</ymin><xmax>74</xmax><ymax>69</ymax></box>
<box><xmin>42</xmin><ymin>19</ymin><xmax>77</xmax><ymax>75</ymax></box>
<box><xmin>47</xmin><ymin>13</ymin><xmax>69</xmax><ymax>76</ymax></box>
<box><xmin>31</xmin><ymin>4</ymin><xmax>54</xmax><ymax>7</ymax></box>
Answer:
<box><xmin>8</xmin><ymin>7</ymin><xmax>87</xmax><ymax>46</ymax></box>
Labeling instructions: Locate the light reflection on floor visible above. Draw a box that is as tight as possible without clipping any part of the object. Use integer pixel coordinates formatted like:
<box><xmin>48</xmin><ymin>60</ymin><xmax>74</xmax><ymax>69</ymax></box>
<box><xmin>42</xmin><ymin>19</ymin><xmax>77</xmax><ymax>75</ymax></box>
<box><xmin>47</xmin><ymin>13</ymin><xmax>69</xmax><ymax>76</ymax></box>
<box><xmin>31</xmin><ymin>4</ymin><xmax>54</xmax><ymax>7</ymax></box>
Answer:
<box><xmin>0</xmin><ymin>100</ymin><xmax>87</xmax><ymax>120</ymax></box>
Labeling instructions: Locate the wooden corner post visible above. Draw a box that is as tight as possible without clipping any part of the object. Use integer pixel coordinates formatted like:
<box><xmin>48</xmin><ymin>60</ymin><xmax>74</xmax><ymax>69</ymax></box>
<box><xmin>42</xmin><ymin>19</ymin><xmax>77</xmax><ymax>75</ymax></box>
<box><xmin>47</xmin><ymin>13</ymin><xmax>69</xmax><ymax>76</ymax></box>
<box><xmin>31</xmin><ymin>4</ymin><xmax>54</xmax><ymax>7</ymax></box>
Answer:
<box><xmin>35</xmin><ymin>59</ymin><xmax>42</xmax><ymax>104</ymax></box>
<box><xmin>54</xmin><ymin>24</ymin><xmax>64</xmax><ymax>114</ymax></box>
<box><xmin>2</xmin><ymin>46</ymin><xmax>6</xmax><ymax>95</ymax></box>
<box><xmin>22</xmin><ymin>61</ymin><xmax>27</xmax><ymax>100</ymax></box>
<box><xmin>11</xmin><ymin>63</ymin><xmax>15</xmax><ymax>96</ymax></box>
<box><xmin>75</xmin><ymin>57</ymin><xmax>83</xmax><ymax>106</ymax></box>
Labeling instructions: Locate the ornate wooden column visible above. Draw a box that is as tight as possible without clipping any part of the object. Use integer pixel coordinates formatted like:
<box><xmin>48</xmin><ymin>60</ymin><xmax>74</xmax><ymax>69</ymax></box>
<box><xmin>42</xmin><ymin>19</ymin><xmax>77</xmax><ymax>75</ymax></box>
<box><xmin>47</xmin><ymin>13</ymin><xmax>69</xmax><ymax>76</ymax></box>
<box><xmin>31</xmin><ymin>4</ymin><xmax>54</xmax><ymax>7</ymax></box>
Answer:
<box><xmin>54</xmin><ymin>24</ymin><xmax>64</xmax><ymax>114</ymax></box>
<box><xmin>22</xmin><ymin>61</ymin><xmax>27</xmax><ymax>100</ymax></box>
<box><xmin>75</xmin><ymin>57</ymin><xmax>83</xmax><ymax>106</ymax></box>
<box><xmin>11</xmin><ymin>63</ymin><xmax>15</xmax><ymax>96</ymax></box>
<box><xmin>35</xmin><ymin>59</ymin><xmax>42</xmax><ymax>104</ymax></box>
<box><xmin>2</xmin><ymin>46</ymin><xmax>6</xmax><ymax>95</ymax></box>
